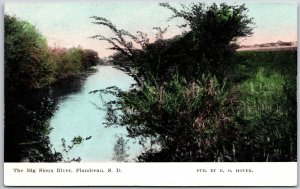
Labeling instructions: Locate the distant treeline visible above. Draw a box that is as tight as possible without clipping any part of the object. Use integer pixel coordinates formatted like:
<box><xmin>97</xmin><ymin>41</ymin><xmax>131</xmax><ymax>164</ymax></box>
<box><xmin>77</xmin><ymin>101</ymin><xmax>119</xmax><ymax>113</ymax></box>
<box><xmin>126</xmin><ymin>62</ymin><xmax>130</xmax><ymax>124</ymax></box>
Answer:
<box><xmin>5</xmin><ymin>15</ymin><xmax>101</xmax><ymax>92</ymax></box>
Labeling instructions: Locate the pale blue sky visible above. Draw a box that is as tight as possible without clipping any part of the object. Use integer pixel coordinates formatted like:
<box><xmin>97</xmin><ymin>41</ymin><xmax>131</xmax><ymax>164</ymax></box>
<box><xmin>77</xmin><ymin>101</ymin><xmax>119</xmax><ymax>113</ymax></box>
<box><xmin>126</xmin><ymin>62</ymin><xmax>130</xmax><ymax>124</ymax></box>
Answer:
<box><xmin>5</xmin><ymin>2</ymin><xmax>297</xmax><ymax>57</ymax></box>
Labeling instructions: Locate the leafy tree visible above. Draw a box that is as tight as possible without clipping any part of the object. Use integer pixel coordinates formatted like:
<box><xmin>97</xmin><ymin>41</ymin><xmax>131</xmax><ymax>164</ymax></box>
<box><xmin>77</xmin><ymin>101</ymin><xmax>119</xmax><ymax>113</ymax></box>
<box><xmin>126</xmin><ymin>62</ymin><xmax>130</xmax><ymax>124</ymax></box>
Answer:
<box><xmin>48</xmin><ymin>47</ymin><xmax>68</xmax><ymax>79</ymax></box>
<box><xmin>82</xmin><ymin>49</ymin><xmax>100</xmax><ymax>69</ymax></box>
<box><xmin>49</xmin><ymin>47</ymin><xmax>100</xmax><ymax>79</ymax></box>
<box><xmin>5</xmin><ymin>15</ymin><xmax>55</xmax><ymax>91</ymax></box>
<box><xmin>91</xmin><ymin>3</ymin><xmax>253</xmax><ymax>86</ymax></box>
<box><xmin>4</xmin><ymin>15</ymin><xmax>60</xmax><ymax>162</ymax></box>
<box><xmin>64</xmin><ymin>47</ymin><xmax>83</xmax><ymax>75</ymax></box>
<box><xmin>4</xmin><ymin>15</ymin><xmax>100</xmax><ymax>162</ymax></box>
<box><xmin>160</xmin><ymin>3</ymin><xmax>254</xmax><ymax>78</ymax></box>
<box><xmin>91</xmin><ymin>3</ymin><xmax>254</xmax><ymax>161</ymax></box>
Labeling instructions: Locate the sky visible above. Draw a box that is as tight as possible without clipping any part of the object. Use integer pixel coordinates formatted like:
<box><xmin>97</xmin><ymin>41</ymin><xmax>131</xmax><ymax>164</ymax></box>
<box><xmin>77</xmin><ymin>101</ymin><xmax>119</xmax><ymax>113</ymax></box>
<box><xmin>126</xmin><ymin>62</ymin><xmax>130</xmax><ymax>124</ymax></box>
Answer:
<box><xmin>5</xmin><ymin>2</ymin><xmax>297</xmax><ymax>57</ymax></box>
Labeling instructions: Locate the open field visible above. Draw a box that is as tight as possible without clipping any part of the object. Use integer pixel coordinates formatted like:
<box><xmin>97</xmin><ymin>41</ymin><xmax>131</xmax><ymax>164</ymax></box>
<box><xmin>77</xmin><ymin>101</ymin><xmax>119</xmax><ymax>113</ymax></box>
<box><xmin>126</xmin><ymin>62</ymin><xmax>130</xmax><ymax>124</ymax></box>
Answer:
<box><xmin>237</xmin><ymin>46</ymin><xmax>297</xmax><ymax>52</ymax></box>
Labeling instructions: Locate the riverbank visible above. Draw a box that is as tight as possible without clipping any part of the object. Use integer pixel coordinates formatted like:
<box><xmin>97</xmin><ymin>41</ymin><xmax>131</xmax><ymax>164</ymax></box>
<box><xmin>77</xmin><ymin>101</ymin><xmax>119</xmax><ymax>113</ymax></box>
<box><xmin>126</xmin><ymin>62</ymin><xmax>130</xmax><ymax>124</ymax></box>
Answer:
<box><xmin>49</xmin><ymin>66</ymin><xmax>143</xmax><ymax>162</ymax></box>
<box><xmin>4</xmin><ymin>64</ymin><xmax>100</xmax><ymax>162</ymax></box>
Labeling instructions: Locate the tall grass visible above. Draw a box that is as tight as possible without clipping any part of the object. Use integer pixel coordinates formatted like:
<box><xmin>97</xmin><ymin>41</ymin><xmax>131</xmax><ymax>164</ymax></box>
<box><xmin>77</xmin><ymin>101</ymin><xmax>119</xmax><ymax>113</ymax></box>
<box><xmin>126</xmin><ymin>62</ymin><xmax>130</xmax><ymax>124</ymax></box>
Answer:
<box><xmin>230</xmin><ymin>50</ymin><xmax>297</xmax><ymax>83</ymax></box>
<box><xmin>231</xmin><ymin>50</ymin><xmax>297</xmax><ymax>161</ymax></box>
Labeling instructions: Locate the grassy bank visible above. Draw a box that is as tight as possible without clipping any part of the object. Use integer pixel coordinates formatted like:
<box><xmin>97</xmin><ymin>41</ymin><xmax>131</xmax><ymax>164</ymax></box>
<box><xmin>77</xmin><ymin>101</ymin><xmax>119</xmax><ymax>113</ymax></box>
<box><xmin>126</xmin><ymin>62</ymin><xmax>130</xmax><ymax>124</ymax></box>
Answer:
<box><xmin>229</xmin><ymin>50</ymin><xmax>297</xmax><ymax>161</ymax></box>
<box><xmin>231</xmin><ymin>50</ymin><xmax>297</xmax><ymax>83</ymax></box>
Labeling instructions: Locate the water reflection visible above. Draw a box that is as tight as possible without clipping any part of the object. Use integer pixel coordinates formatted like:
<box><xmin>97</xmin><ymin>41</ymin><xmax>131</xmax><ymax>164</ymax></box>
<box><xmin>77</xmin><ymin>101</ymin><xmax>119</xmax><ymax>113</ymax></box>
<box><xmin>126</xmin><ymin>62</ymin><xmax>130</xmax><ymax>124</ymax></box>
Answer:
<box><xmin>49</xmin><ymin>69</ymin><xmax>97</xmax><ymax>102</ymax></box>
<box><xmin>5</xmin><ymin>66</ymin><xmax>144</xmax><ymax>162</ymax></box>
<box><xmin>49</xmin><ymin>66</ymin><xmax>143</xmax><ymax>162</ymax></box>
<box><xmin>5</xmin><ymin>68</ymin><xmax>96</xmax><ymax>162</ymax></box>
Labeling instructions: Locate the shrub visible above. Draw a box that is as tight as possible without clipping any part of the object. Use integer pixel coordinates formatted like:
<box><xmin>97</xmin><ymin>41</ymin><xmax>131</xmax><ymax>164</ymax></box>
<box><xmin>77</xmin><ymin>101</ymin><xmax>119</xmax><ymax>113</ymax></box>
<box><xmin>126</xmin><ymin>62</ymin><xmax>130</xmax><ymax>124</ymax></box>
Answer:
<box><xmin>95</xmin><ymin>74</ymin><xmax>238</xmax><ymax>161</ymax></box>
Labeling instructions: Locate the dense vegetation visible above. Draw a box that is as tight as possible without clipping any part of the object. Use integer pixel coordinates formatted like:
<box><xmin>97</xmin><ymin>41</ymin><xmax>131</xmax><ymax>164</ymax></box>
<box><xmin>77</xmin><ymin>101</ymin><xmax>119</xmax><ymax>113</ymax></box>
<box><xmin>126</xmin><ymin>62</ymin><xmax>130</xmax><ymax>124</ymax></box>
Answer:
<box><xmin>4</xmin><ymin>3</ymin><xmax>296</xmax><ymax>162</ymax></box>
<box><xmin>48</xmin><ymin>47</ymin><xmax>100</xmax><ymax>80</ymax></box>
<box><xmin>5</xmin><ymin>15</ymin><xmax>100</xmax><ymax>162</ymax></box>
<box><xmin>92</xmin><ymin>3</ymin><xmax>296</xmax><ymax>162</ymax></box>
<box><xmin>5</xmin><ymin>15</ymin><xmax>100</xmax><ymax>92</ymax></box>
<box><xmin>230</xmin><ymin>50</ymin><xmax>297</xmax><ymax>161</ymax></box>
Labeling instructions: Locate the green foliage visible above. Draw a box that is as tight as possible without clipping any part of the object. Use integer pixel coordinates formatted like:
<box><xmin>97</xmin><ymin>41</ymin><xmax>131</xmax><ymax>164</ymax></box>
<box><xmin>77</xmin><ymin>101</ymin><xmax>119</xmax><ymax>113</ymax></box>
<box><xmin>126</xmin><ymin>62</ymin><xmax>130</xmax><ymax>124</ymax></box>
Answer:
<box><xmin>5</xmin><ymin>15</ymin><xmax>55</xmax><ymax>91</ymax></box>
<box><xmin>92</xmin><ymin>2</ymin><xmax>296</xmax><ymax>162</ymax></box>
<box><xmin>82</xmin><ymin>49</ymin><xmax>100</xmax><ymax>68</ymax></box>
<box><xmin>160</xmin><ymin>3</ymin><xmax>254</xmax><ymax>78</ymax></box>
<box><xmin>49</xmin><ymin>47</ymin><xmax>100</xmax><ymax>80</ymax></box>
<box><xmin>227</xmin><ymin>50</ymin><xmax>297</xmax><ymax>161</ymax></box>
<box><xmin>48</xmin><ymin>47</ymin><xmax>68</xmax><ymax>79</ymax></box>
<box><xmin>61</xmin><ymin>136</ymin><xmax>90</xmax><ymax>162</ymax></box>
<box><xmin>234</xmin><ymin>68</ymin><xmax>296</xmax><ymax>161</ymax></box>
<box><xmin>91</xmin><ymin>3</ymin><xmax>259</xmax><ymax>162</ymax></box>
<box><xmin>229</xmin><ymin>50</ymin><xmax>297</xmax><ymax>84</ymax></box>
<box><xmin>5</xmin><ymin>94</ymin><xmax>63</xmax><ymax>162</ymax></box>
<box><xmin>238</xmin><ymin>68</ymin><xmax>285</xmax><ymax>120</ymax></box>
<box><xmin>5</xmin><ymin>15</ymin><xmax>101</xmax><ymax>91</ymax></box>
<box><xmin>96</xmin><ymin>48</ymin><xmax>297</xmax><ymax>161</ymax></box>
<box><xmin>92</xmin><ymin>3</ymin><xmax>253</xmax><ymax>86</ymax></box>
<box><xmin>64</xmin><ymin>48</ymin><xmax>83</xmax><ymax>75</ymax></box>
<box><xmin>4</xmin><ymin>15</ymin><xmax>100</xmax><ymax>162</ymax></box>
<box><xmin>97</xmin><ymin>74</ymin><xmax>238</xmax><ymax>161</ymax></box>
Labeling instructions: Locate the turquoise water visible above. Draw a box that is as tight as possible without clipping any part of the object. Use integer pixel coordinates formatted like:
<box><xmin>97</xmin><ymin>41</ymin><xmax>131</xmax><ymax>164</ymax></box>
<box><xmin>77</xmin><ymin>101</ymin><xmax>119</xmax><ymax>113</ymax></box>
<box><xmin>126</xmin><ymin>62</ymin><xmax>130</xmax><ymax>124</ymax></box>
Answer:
<box><xmin>49</xmin><ymin>66</ymin><xmax>143</xmax><ymax>162</ymax></box>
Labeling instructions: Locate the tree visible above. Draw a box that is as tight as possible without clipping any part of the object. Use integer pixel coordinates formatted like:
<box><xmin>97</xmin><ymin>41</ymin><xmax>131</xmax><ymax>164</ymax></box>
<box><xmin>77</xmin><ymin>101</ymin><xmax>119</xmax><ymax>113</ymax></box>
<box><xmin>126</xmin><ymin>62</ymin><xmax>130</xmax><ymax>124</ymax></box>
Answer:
<box><xmin>92</xmin><ymin>3</ymin><xmax>253</xmax><ymax>85</ymax></box>
<box><xmin>48</xmin><ymin>47</ymin><xmax>68</xmax><ymax>79</ymax></box>
<box><xmin>64</xmin><ymin>47</ymin><xmax>83</xmax><ymax>75</ymax></box>
<box><xmin>5</xmin><ymin>15</ymin><xmax>56</xmax><ymax>91</ymax></box>
<box><xmin>82</xmin><ymin>49</ymin><xmax>100</xmax><ymax>68</ymax></box>
<box><xmin>5</xmin><ymin>15</ymin><xmax>60</xmax><ymax>162</ymax></box>
<box><xmin>159</xmin><ymin>3</ymin><xmax>254</xmax><ymax>79</ymax></box>
<box><xmin>5</xmin><ymin>15</ymin><xmax>101</xmax><ymax>162</ymax></box>
<box><xmin>5</xmin><ymin>15</ymin><xmax>61</xmax><ymax>162</ymax></box>
<box><xmin>91</xmin><ymin>3</ymin><xmax>254</xmax><ymax>161</ymax></box>
<box><xmin>48</xmin><ymin>47</ymin><xmax>101</xmax><ymax>79</ymax></box>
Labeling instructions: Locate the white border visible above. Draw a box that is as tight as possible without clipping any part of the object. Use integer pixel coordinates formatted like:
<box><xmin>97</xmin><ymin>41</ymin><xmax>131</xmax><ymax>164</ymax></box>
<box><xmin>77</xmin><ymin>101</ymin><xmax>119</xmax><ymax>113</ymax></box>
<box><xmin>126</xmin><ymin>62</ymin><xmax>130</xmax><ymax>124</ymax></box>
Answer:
<box><xmin>4</xmin><ymin>162</ymin><xmax>298</xmax><ymax>186</ymax></box>
<box><xmin>1</xmin><ymin>0</ymin><xmax>300</xmax><ymax>188</ymax></box>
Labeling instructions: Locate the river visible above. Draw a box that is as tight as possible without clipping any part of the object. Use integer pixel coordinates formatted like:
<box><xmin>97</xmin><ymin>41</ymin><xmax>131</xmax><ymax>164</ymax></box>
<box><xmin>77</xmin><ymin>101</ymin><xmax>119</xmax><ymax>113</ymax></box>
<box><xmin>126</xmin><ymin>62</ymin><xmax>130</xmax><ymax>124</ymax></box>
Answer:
<box><xmin>48</xmin><ymin>66</ymin><xmax>143</xmax><ymax>162</ymax></box>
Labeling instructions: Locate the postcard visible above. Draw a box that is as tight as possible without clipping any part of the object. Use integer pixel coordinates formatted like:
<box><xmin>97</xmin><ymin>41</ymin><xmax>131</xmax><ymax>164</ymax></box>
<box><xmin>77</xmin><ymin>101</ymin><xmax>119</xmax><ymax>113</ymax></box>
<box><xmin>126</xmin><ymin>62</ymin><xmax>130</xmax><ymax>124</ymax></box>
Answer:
<box><xmin>4</xmin><ymin>1</ymin><xmax>297</xmax><ymax>186</ymax></box>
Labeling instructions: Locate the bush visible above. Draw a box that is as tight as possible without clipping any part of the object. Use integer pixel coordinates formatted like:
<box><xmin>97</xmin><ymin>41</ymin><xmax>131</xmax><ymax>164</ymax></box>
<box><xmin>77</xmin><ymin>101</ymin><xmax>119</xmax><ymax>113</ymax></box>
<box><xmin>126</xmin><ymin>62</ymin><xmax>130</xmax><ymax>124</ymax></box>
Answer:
<box><xmin>92</xmin><ymin>3</ymin><xmax>296</xmax><ymax>162</ymax></box>
<box><xmin>96</xmin><ymin>74</ymin><xmax>238</xmax><ymax>161</ymax></box>
<box><xmin>91</xmin><ymin>3</ymin><xmax>256</xmax><ymax>162</ymax></box>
